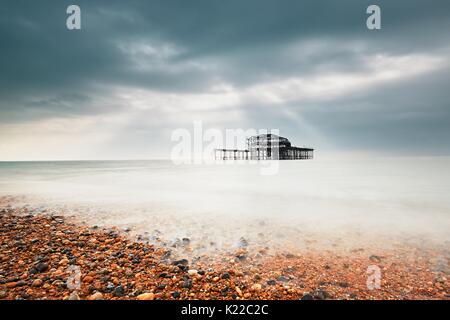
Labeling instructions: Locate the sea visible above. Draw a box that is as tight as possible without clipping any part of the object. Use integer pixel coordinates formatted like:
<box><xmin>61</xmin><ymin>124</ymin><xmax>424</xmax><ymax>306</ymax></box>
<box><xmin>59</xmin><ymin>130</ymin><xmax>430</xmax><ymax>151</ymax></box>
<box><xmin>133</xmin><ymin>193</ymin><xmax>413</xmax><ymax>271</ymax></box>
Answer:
<box><xmin>1</xmin><ymin>156</ymin><xmax>449</xmax><ymax>254</ymax></box>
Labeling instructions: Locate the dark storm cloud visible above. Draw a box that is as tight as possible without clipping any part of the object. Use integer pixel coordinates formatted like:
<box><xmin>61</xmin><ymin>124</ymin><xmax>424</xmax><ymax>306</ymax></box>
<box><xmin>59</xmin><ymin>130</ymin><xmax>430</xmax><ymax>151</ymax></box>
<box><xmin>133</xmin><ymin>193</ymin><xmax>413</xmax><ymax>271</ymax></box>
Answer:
<box><xmin>295</xmin><ymin>69</ymin><xmax>450</xmax><ymax>154</ymax></box>
<box><xmin>0</xmin><ymin>0</ymin><xmax>450</xmax><ymax>155</ymax></box>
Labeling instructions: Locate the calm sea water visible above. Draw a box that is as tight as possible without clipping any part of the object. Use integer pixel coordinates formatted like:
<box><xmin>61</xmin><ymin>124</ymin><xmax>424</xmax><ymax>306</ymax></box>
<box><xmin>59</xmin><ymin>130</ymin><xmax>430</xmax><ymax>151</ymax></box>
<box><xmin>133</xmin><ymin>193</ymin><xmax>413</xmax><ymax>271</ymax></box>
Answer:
<box><xmin>1</xmin><ymin>157</ymin><xmax>449</xmax><ymax>252</ymax></box>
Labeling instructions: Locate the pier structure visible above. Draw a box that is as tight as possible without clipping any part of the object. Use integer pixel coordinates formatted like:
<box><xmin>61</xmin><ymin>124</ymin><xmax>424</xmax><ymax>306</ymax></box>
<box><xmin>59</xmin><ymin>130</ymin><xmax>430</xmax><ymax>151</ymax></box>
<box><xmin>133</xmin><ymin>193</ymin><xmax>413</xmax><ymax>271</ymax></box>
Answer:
<box><xmin>214</xmin><ymin>149</ymin><xmax>249</xmax><ymax>160</ymax></box>
<box><xmin>215</xmin><ymin>134</ymin><xmax>314</xmax><ymax>160</ymax></box>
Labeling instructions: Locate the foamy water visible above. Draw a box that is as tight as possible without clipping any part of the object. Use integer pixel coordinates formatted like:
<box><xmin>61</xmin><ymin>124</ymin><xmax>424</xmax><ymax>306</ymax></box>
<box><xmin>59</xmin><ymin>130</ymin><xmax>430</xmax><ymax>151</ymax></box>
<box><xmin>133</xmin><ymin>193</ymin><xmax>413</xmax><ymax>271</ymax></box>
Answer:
<box><xmin>1</xmin><ymin>157</ymin><xmax>449</xmax><ymax>254</ymax></box>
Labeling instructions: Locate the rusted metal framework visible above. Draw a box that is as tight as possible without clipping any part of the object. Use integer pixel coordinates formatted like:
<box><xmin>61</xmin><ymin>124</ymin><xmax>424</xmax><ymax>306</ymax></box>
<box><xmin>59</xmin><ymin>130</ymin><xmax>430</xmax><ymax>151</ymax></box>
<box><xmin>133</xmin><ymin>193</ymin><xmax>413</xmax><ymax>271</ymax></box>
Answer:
<box><xmin>215</xmin><ymin>134</ymin><xmax>314</xmax><ymax>160</ymax></box>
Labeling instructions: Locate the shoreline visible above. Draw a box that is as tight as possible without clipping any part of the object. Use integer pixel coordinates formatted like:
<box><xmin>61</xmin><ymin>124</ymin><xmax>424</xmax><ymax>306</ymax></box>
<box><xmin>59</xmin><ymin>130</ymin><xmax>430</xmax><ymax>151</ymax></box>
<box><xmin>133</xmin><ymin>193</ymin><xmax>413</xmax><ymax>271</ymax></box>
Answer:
<box><xmin>0</xmin><ymin>206</ymin><xmax>448</xmax><ymax>300</ymax></box>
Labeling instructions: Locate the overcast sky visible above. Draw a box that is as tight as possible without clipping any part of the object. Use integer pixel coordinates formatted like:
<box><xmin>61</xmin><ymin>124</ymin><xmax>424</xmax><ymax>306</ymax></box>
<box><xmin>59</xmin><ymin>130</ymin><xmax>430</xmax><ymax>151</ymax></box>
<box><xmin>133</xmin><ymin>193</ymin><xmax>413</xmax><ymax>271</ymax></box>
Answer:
<box><xmin>0</xmin><ymin>0</ymin><xmax>449</xmax><ymax>160</ymax></box>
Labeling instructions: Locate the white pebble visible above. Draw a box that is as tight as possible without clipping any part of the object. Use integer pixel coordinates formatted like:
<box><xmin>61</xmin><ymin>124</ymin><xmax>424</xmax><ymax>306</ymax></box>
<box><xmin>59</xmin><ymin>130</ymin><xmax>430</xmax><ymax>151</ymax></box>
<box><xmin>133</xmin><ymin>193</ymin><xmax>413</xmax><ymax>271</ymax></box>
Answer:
<box><xmin>188</xmin><ymin>269</ymin><xmax>198</xmax><ymax>276</ymax></box>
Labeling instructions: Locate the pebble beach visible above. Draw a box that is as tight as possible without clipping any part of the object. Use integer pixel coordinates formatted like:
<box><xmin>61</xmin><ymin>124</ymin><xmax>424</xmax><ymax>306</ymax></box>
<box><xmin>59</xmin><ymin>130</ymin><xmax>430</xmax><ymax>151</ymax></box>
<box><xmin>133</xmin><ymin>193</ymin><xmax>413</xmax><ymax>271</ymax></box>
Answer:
<box><xmin>0</xmin><ymin>196</ymin><xmax>448</xmax><ymax>300</ymax></box>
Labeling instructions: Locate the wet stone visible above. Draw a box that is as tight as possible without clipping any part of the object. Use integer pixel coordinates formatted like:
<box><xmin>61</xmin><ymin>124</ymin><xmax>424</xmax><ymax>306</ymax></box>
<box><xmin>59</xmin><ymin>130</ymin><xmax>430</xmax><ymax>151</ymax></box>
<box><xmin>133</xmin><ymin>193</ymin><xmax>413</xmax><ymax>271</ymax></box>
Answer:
<box><xmin>34</xmin><ymin>255</ymin><xmax>46</xmax><ymax>262</ymax></box>
<box><xmin>369</xmin><ymin>255</ymin><xmax>382</xmax><ymax>263</ymax></box>
<box><xmin>182</xmin><ymin>279</ymin><xmax>193</xmax><ymax>289</ymax></box>
<box><xmin>35</xmin><ymin>262</ymin><xmax>49</xmax><ymax>273</ymax></box>
<box><xmin>105</xmin><ymin>282</ymin><xmax>115</xmax><ymax>293</ymax></box>
<box><xmin>114</xmin><ymin>285</ymin><xmax>125</xmax><ymax>297</ymax></box>
<box><xmin>221</xmin><ymin>287</ymin><xmax>229</xmax><ymax>296</ymax></box>
<box><xmin>284</xmin><ymin>267</ymin><xmax>296</xmax><ymax>273</ymax></box>
<box><xmin>172</xmin><ymin>259</ymin><xmax>188</xmax><ymax>266</ymax></box>
<box><xmin>237</xmin><ymin>237</ymin><xmax>248</xmax><ymax>248</ymax></box>
<box><xmin>162</xmin><ymin>251</ymin><xmax>171</xmax><ymax>260</ymax></box>
<box><xmin>177</xmin><ymin>265</ymin><xmax>188</xmax><ymax>272</ymax></box>
<box><xmin>132</xmin><ymin>257</ymin><xmax>141</xmax><ymax>264</ymax></box>
<box><xmin>277</xmin><ymin>276</ymin><xmax>290</xmax><ymax>282</ymax></box>
<box><xmin>221</xmin><ymin>272</ymin><xmax>231</xmax><ymax>280</ymax></box>
<box><xmin>312</xmin><ymin>289</ymin><xmax>331</xmax><ymax>300</ymax></box>
<box><xmin>236</xmin><ymin>254</ymin><xmax>247</xmax><ymax>261</ymax></box>
<box><xmin>28</xmin><ymin>268</ymin><xmax>38</xmax><ymax>275</ymax></box>
<box><xmin>301</xmin><ymin>293</ymin><xmax>314</xmax><ymax>300</ymax></box>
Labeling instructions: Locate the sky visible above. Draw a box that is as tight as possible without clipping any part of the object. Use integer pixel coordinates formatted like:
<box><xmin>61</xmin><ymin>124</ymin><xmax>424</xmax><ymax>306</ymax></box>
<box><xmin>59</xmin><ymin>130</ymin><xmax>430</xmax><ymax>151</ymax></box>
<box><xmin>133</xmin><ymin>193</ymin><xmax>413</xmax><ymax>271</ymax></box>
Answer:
<box><xmin>0</xmin><ymin>0</ymin><xmax>450</xmax><ymax>160</ymax></box>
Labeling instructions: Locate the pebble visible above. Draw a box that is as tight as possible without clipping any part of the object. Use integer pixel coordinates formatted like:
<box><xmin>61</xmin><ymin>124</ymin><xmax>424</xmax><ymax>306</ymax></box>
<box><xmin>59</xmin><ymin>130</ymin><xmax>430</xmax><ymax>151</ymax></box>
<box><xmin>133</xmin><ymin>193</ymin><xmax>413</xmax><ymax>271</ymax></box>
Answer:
<box><xmin>52</xmin><ymin>280</ymin><xmax>65</xmax><ymax>287</ymax></box>
<box><xmin>277</xmin><ymin>276</ymin><xmax>290</xmax><ymax>282</ymax></box>
<box><xmin>137</xmin><ymin>292</ymin><xmax>155</xmax><ymax>300</ymax></box>
<box><xmin>35</xmin><ymin>262</ymin><xmax>49</xmax><ymax>273</ymax></box>
<box><xmin>113</xmin><ymin>285</ymin><xmax>125</xmax><ymax>297</ymax></box>
<box><xmin>177</xmin><ymin>264</ymin><xmax>188</xmax><ymax>271</ymax></box>
<box><xmin>28</xmin><ymin>268</ymin><xmax>38</xmax><ymax>275</ymax></box>
<box><xmin>32</xmin><ymin>279</ymin><xmax>43</xmax><ymax>287</ymax></box>
<box><xmin>301</xmin><ymin>293</ymin><xmax>314</xmax><ymax>300</ymax></box>
<box><xmin>237</xmin><ymin>237</ymin><xmax>248</xmax><ymax>248</ymax></box>
<box><xmin>312</xmin><ymin>289</ymin><xmax>331</xmax><ymax>300</ymax></box>
<box><xmin>172</xmin><ymin>259</ymin><xmax>188</xmax><ymax>266</ymax></box>
<box><xmin>182</xmin><ymin>279</ymin><xmax>193</xmax><ymax>289</ymax></box>
<box><xmin>221</xmin><ymin>272</ymin><xmax>231</xmax><ymax>279</ymax></box>
<box><xmin>187</xmin><ymin>269</ymin><xmax>198</xmax><ymax>276</ymax></box>
<box><xmin>89</xmin><ymin>292</ymin><xmax>104</xmax><ymax>300</ymax></box>
<box><xmin>106</xmin><ymin>282</ymin><xmax>115</xmax><ymax>292</ymax></box>
<box><xmin>53</xmin><ymin>269</ymin><xmax>64</xmax><ymax>277</ymax></box>
<box><xmin>68</xmin><ymin>291</ymin><xmax>80</xmax><ymax>300</ymax></box>
<box><xmin>125</xmin><ymin>270</ymin><xmax>134</xmax><ymax>277</ymax></box>
<box><xmin>84</xmin><ymin>276</ymin><xmax>94</xmax><ymax>284</ymax></box>
<box><xmin>251</xmin><ymin>284</ymin><xmax>262</xmax><ymax>292</ymax></box>
<box><xmin>236</xmin><ymin>254</ymin><xmax>247</xmax><ymax>261</ymax></box>
<box><xmin>369</xmin><ymin>255</ymin><xmax>382</xmax><ymax>263</ymax></box>
<box><xmin>59</xmin><ymin>258</ymin><xmax>69</xmax><ymax>266</ymax></box>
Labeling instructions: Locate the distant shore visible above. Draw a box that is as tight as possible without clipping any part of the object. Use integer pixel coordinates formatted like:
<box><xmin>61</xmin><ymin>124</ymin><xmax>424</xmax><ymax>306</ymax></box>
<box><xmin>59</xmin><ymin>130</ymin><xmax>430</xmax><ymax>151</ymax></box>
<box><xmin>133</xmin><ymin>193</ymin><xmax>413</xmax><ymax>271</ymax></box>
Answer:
<box><xmin>0</xmin><ymin>202</ymin><xmax>448</xmax><ymax>300</ymax></box>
